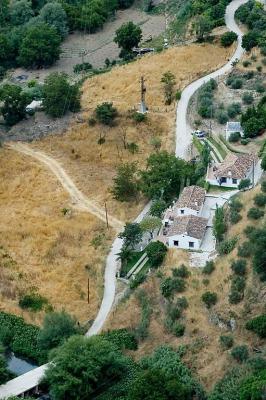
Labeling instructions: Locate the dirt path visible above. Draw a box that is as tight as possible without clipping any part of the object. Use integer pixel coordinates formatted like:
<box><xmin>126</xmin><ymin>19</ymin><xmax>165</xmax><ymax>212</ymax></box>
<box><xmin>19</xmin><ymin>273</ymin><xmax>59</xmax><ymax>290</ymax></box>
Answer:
<box><xmin>8</xmin><ymin>143</ymin><xmax>124</xmax><ymax>232</ymax></box>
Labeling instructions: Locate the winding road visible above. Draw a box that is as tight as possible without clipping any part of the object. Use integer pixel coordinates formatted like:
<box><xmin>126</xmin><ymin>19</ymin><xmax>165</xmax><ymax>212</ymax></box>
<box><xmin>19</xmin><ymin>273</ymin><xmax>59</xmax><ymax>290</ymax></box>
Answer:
<box><xmin>0</xmin><ymin>1</ymin><xmax>251</xmax><ymax>397</ymax></box>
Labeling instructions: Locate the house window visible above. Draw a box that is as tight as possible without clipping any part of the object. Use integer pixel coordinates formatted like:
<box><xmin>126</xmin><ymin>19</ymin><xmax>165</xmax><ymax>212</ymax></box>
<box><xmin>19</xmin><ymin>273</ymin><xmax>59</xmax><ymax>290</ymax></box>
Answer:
<box><xmin>221</xmin><ymin>177</ymin><xmax>227</xmax><ymax>183</ymax></box>
<box><xmin>174</xmin><ymin>240</ymin><xmax>179</xmax><ymax>247</ymax></box>
<box><xmin>232</xmin><ymin>178</ymin><xmax>237</xmax><ymax>184</ymax></box>
<box><xmin>189</xmin><ymin>242</ymin><xmax>194</xmax><ymax>248</ymax></box>
<box><xmin>180</xmin><ymin>210</ymin><xmax>184</xmax><ymax>214</ymax></box>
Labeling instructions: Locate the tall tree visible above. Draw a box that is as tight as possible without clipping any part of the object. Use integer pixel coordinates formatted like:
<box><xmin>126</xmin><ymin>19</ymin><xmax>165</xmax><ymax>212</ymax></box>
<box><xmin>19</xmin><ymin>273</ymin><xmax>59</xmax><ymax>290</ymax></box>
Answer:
<box><xmin>114</xmin><ymin>21</ymin><xmax>142</xmax><ymax>59</ymax></box>
<box><xmin>45</xmin><ymin>335</ymin><xmax>131</xmax><ymax>400</ymax></box>
<box><xmin>111</xmin><ymin>162</ymin><xmax>139</xmax><ymax>201</ymax></box>
<box><xmin>0</xmin><ymin>84</ymin><xmax>29</xmax><ymax>126</ymax></box>
<box><xmin>39</xmin><ymin>2</ymin><xmax>68</xmax><ymax>38</ymax></box>
<box><xmin>18</xmin><ymin>23</ymin><xmax>61</xmax><ymax>68</ymax></box>
<box><xmin>10</xmin><ymin>0</ymin><xmax>34</xmax><ymax>25</ymax></box>
<box><xmin>118</xmin><ymin>222</ymin><xmax>143</xmax><ymax>249</ymax></box>
<box><xmin>42</xmin><ymin>72</ymin><xmax>80</xmax><ymax>117</ymax></box>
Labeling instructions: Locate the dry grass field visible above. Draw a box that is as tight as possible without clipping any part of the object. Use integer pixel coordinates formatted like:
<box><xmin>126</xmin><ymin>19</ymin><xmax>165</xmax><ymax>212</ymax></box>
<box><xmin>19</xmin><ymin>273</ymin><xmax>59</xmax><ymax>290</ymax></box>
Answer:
<box><xmin>0</xmin><ymin>42</ymin><xmax>233</xmax><ymax>325</ymax></box>
<box><xmin>105</xmin><ymin>186</ymin><xmax>266</xmax><ymax>390</ymax></box>
<box><xmin>35</xmin><ymin>43</ymin><xmax>234</xmax><ymax>222</ymax></box>
<box><xmin>0</xmin><ymin>148</ymin><xmax>114</xmax><ymax>325</ymax></box>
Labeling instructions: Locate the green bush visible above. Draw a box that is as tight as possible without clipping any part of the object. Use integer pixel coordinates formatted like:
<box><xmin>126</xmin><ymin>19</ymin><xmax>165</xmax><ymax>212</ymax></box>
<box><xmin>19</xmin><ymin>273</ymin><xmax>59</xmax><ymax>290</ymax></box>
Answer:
<box><xmin>246</xmin><ymin>315</ymin><xmax>266</xmax><ymax>338</ymax></box>
<box><xmin>261</xmin><ymin>181</ymin><xmax>266</xmax><ymax>193</ymax></box>
<box><xmin>256</xmin><ymin>84</ymin><xmax>265</xmax><ymax>93</ymax></box>
<box><xmin>130</xmin><ymin>272</ymin><xmax>146</xmax><ymax>289</ymax></box>
<box><xmin>0</xmin><ymin>312</ymin><xmax>47</xmax><ymax>363</ymax></box>
<box><xmin>172</xmin><ymin>322</ymin><xmax>185</xmax><ymax>337</ymax></box>
<box><xmin>238</xmin><ymin>179</ymin><xmax>251</xmax><ymax>191</ymax></box>
<box><xmin>176</xmin><ymin>296</ymin><xmax>188</xmax><ymax>310</ymax></box>
<box><xmin>240</xmin><ymin>138</ymin><xmax>250</xmax><ymax>145</ymax></box>
<box><xmin>231</xmin><ymin>275</ymin><xmax>246</xmax><ymax>292</ymax></box>
<box><xmin>172</xmin><ymin>264</ymin><xmax>190</xmax><ymax>278</ymax></box>
<box><xmin>247</xmin><ymin>207</ymin><xmax>264</xmax><ymax>220</ymax></box>
<box><xmin>146</xmin><ymin>241</ymin><xmax>168</xmax><ymax>268</ymax></box>
<box><xmin>175</xmin><ymin>90</ymin><xmax>182</xmax><ymax>100</ymax></box>
<box><xmin>242</xmin><ymin>92</ymin><xmax>254</xmax><ymax>105</ymax></box>
<box><xmin>242</xmin><ymin>60</ymin><xmax>251</xmax><ymax>68</ymax></box>
<box><xmin>227</xmin><ymin>103</ymin><xmax>241</xmax><ymax>118</ymax></box>
<box><xmin>95</xmin><ymin>102</ymin><xmax>118</xmax><ymax>125</ymax></box>
<box><xmin>150</xmin><ymin>199</ymin><xmax>167</xmax><ymax>218</ymax></box>
<box><xmin>231</xmin><ymin>345</ymin><xmax>249</xmax><ymax>363</ymax></box>
<box><xmin>132</xmin><ymin>111</ymin><xmax>147</xmax><ymax>123</ymax></box>
<box><xmin>254</xmin><ymin>193</ymin><xmax>266</xmax><ymax>207</ymax></box>
<box><xmin>73</xmin><ymin>62</ymin><xmax>92</xmax><ymax>74</ymax></box>
<box><xmin>216</xmin><ymin>110</ymin><xmax>228</xmax><ymax>124</ymax></box>
<box><xmin>160</xmin><ymin>277</ymin><xmax>186</xmax><ymax>298</ymax></box>
<box><xmin>230</xmin><ymin>210</ymin><xmax>242</xmax><ymax>224</ymax></box>
<box><xmin>218</xmin><ymin>237</ymin><xmax>238</xmax><ymax>255</ymax></box>
<box><xmin>19</xmin><ymin>293</ymin><xmax>49</xmax><ymax>312</ymax></box>
<box><xmin>237</xmin><ymin>242</ymin><xmax>252</xmax><ymax>258</ymax></box>
<box><xmin>231</xmin><ymin>259</ymin><xmax>247</xmax><ymax>275</ymax></box>
<box><xmin>228</xmin><ymin>132</ymin><xmax>240</xmax><ymax>142</ymax></box>
<box><xmin>257</xmin><ymin>65</ymin><xmax>262</xmax><ymax>73</ymax></box>
<box><xmin>219</xmin><ymin>335</ymin><xmax>234</xmax><ymax>350</ymax></box>
<box><xmin>166</xmin><ymin>302</ymin><xmax>181</xmax><ymax>320</ymax></box>
<box><xmin>201</xmin><ymin>291</ymin><xmax>218</xmax><ymax>308</ymax></box>
<box><xmin>202</xmin><ymin>260</ymin><xmax>215</xmax><ymax>274</ymax></box>
<box><xmin>135</xmin><ymin>289</ymin><xmax>152</xmax><ymax>341</ymax></box>
<box><xmin>229</xmin><ymin>289</ymin><xmax>243</xmax><ymax>304</ymax></box>
<box><xmin>221</xmin><ymin>31</ymin><xmax>238</xmax><ymax>47</ymax></box>
<box><xmin>231</xmin><ymin>79</ymin><xmax>243</xmax><ymax>89</ymax></box>
<box><xmin>101</xmin><ymin>329</ymin><xmax>138</xmax><ymax>350</ymax></box>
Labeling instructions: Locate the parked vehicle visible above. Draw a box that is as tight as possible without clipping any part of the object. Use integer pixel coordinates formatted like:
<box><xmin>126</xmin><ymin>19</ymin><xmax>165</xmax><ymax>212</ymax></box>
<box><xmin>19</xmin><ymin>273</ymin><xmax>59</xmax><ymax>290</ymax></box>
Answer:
<box><xmin>191</xmin><ymin>130</ymin><xmax>206</xmax><ymax>138</ymax></box>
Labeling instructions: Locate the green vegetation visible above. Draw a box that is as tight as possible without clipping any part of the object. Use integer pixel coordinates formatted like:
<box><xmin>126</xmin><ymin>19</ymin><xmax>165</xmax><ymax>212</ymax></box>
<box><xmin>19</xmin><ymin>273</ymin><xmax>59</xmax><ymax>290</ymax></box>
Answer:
<box><xmin>246</xmin><ymin>314</ymin><xmax>266</xmax><ymax>338</ymax></box>
<box><xmin>37</xmin><ymin>311</ymin><xmax>80</xmax><ymax>351</ymax></box>
<box><xmin>150</xmin><ymin>199</ymin><xmax>167</xmax><ymax>218</ymax></box>
<box><xmin>43</xmin><ymin>72</ymin><xmax>80</xmax><ymax>117</ymax></box>
<box><xmin>218</xmin><ymin>236</ymin><xmax>238</xmax><ymax>255</ymax></box>
<box><xmin>95</xmin><ymin>102</ymin><xmax>118</xmax><ymax>125</ymax></box>
<box><xmin>197</xmin><ymin>79</ymin><xmax>217</xmax><ymax>119</ymax></box>
<box><xmin>202</xmin><ymin>260</ymin><xmax>215</xmax><ymax>275</ymax></box>
<box><xmin>219</xmin><ymin>335</ymin><xmax>234</xmax><ymax>350</ymax></box>
<box><xmin>111</xmin><ymin>162</ymin><xmax>139</xmax><ymax>202</ymax></box>
<box><xmin>231</xmin><ymin>259</ymin><xmax>247</xmax><ymax>276</ymax></box>
<box><xmin>247</xmin><ymin>207</ymin><xmax>264</xmax><ymax>220</ymax></box>
<box><xmin>201</xmin><ymin>291</ymin><xmax>218</xmax><ymax>308</ymax></box>
<box><xmin>0</xmin><ymin>84</ymin><xmax>29</xmax><ymax>126</ymax></box>
<box><xmin>19</xmin><ymin>292</ymin><xmax>49</xmax><ymax>312</ymax></box>
<box><xmin>134</xmin><ymin>289</ymin><xmax>152</xmax><ymax>341</ymax></box>
<box><xmin>213</xmin><ymin>206</ymin><xmax>227</xmax><ymax>242</ymax></box>
<box><xmin>114</xmin><ymin>21</ymin><xmax>142</xmax><ymax>60</ymax></box>
<box><xmin>160</xmin><ymin>276</ymin><xmax>186</xmax><ymax>299</ymax></box>
<box><xmin>161</xmin><ymin>71</ymin><xmax>176</xmax><ymax>105</ymax></box>
<box><xmin>231</xmin><ymin>345</ymin><xmax>249</xmax><ymax>363</ymax></box>
<box><xmin>220</xmin><ymin>31</ymin><xmax>238</xmax><ymax>47</ymax></box>
<box><xmin>145</xmin><ymin>241</ymin><xmax>168</xmax><ymax>268</ymax></box>
<box><xmin>0</xmin><ymin>312</ymin><xmax>46</xmax><ymax>363</ymax></box>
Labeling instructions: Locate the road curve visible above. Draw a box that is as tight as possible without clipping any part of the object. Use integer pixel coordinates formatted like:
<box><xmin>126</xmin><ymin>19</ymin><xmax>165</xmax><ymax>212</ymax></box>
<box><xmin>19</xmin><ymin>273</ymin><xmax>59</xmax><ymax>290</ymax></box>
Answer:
<box><xmin>175</xmin><ymin>0</ymin><xmax>249</xmax><ymax>160</ymax></box>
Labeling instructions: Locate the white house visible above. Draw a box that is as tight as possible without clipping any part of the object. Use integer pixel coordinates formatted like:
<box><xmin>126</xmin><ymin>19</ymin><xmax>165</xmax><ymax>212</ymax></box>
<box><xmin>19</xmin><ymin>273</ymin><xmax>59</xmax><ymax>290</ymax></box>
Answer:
<box><xmin>163</xmin><ymin>186</ymin><xmax>205</xmax><ymax>229</ymax></box>
<box><xmin>164</xmin><ymin>215</ymin><xmax>208</xmax><ymax>250</ymax></box>
<box><xmin>225</xmin><ymin>121</ymin><xmax>243</xmax><ymax>141</ymax></box>
<box><xmin>206</xmin><ymin>153</ymin><xmax>258</xmax><ymax>188</ymax></box>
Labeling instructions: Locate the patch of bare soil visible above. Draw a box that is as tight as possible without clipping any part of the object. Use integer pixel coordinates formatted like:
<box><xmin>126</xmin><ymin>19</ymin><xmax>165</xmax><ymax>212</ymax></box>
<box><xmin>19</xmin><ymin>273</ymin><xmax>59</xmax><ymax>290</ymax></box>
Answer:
<box><xmin>11</xmin><ymin>8</ymin><xmax>165</xmax><ymax>82</ymax></box>
<box><xmin>105</xmin><ymin>187</ymin><xmax>266</xmax><ymax>391</ymax></box>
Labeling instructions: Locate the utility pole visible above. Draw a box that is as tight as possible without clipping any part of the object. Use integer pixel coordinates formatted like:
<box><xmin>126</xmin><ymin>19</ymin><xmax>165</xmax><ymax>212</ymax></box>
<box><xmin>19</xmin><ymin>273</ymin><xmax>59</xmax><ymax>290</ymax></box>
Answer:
<box><xmin>87</xmin><ymin>278</ymin><xmax>90</xmax><ymax>304</ymax></box>
<box><xmin>252</xmin><ymin>158</ymin><xmax>255</xmax><ymax>187</ymax></box>
<box><xmin>139</xmin><ymin>76</ymin><xmax>147</xmax><ymax>114</ymax></box>
<box><xmin>105</xmin><ymin>202</ymin><xmax>109</xmax><ymax>229</ymax></box>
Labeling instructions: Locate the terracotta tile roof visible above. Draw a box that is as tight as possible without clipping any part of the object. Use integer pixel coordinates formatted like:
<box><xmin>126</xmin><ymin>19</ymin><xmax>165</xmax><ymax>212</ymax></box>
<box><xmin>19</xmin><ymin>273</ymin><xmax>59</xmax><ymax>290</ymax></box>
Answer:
<box><xmin>214</xmin><ymin>153</ymin><xmax>258</xmax><ymax>180</ymax></box>
<box><xmin>175</xmin><ymin>185</ymin><xmax>205</xmax><ymax>211</ymax></box>
<box><xmin>167</xmin><ymin>215</ymin><xmax>208</xmax><ymax>240</ymax></box>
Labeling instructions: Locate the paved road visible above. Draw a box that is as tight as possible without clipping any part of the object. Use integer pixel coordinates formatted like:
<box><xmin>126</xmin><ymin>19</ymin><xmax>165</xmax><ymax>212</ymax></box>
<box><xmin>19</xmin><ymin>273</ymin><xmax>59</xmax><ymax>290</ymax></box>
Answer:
<box><xmin>175</xmin><ymin>0</ymin><xmax>249</xmax><ymax>160</ymax></box>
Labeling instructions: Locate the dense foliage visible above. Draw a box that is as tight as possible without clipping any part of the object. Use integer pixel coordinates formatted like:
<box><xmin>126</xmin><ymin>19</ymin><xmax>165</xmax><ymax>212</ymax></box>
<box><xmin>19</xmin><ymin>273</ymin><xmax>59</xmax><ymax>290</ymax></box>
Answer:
<box><xmin>0</xmin><ymin>312</ymin><xmax>47</xmax><ymax>363</ymax></box>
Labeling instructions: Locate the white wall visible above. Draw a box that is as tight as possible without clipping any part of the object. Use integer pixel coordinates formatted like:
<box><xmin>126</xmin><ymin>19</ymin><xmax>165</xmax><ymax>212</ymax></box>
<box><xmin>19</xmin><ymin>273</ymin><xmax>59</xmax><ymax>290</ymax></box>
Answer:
<box><xmin>176</xmin><ymin>207</ymin><xmax>198</xmax><ymax>217</ymax></box>
<box><xmin>168</xmin><ymin>234</ymin><xmax>201</xmax><ymax>250</ymax></box>
<box><xmin>206</xmin><ymin>176</ymin><xmax>240</xmax><ymax>188</ymax></box>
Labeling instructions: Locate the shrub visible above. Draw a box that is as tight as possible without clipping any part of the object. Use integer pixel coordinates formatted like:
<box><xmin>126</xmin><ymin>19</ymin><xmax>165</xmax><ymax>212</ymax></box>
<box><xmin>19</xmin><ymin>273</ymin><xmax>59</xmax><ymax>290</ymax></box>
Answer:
<box><xmin>127</xmin><ymin>142</ymin><xmax>139</xmax><ymax>154</ymax></box>
<box><xmin>229</xmin><ymin>289</ymin><xmax>243</xmax><ymax>304</ymax></box>
<box><xmin>229</xmin><ymin>199</ymin><xmax>243</xmax><ymax>213</ymax></box>
<box><xmin>175</xmin><ymin>90</ymin><xmax>182</xmax><ymax>101</ymax></box>
<box><xmin>132</xmin><ymin>112</ymin><xmax>147</xmax><ymax>123</ymax></box>
<box><xmin>216</xmin><ymin>110</ymin><xmax>228</xmax><ymax>124</ymax></box>
<box><xmin>88</xmin><ymin>117</ymin><xmax>96</xmax><ymax>126</ymax></box>
<box><xmin>231</xmin><ymin>79</ymin><xmax>243</xmax><ymax>89</ymax></box>
<box><xmin>218</xmin><ymin>237</ymin><xmax>238</xmax><ymax>255</ymax></box>
<box><xmin>219</xmin><ymin>335</ymin><xmax>234</xmax><ymax>350</ymax></box>
<box><xmin>101</xmin><ymin>329</ymin><xmax>138</xmax><ymax>350</ymax></box>
<box><xmin>242</xmin><ymin>60</ymin><xmax>251</xmax><ymax>67</ymax></box>
<box><xmin>160</xmin><ymin>277</ymin><xmax>186</xmax><ymax>298</ymax></box>
<box><xmin>237</xmin><ymin>242</ymin><xmax>252</xmax><ymax>258</ymax></box>
<box><xmin>256</xmin><ymin>84</ymin><xmax>265</xmax><ymax>93</ymax></box>
<box><xmin>242</xmin><ymin>92</ymin><xmax>254</xmax><ymax>105</ymax></box>
<box><xmin>150</xmin><ymin>199</ymin><xmax>167</xmax><ymax>218</ymax></box>
<box><xmin>166</xmin><ymin>302</ymin><xmax>181</xmax><ymax>320</ymax></box>
<box><xmin>221</xmin><ymin>31</ymin><xmax>238</xmax><ymax>47</ymax></box>
<box><xmin>201</xmin><ymin>291</ymin><xmax>218</xmax><ymax>308</ymax></box>
<box><xmin>262</xmin><ymin>58</ymin><xmax>266</xmax><ymax>66</ymax></box>
<box><xmin>130</xmin><ymin>273</ymin><xmax>146</xmax><ymax>289</ymax></box>
<box><xmin>135</xmin><ymin>289</ymin><xmax>152</xmax><ymax>340</ymax></box>
<box><xmin>228</xmin><ymin>132</ymin><xmax>240</xmax><ymax>142</ymax></box>
<box><xmin>95</xmin><ymin>102</ymin><xmax>118</xmax><ymax>125</ymax></box>
<box><xmin>19</xmin><ymin>293</ymin><xmax>49</xmax><ymax>312</ymax></box>
<box><xmin>238</xmin><ymin>179</ymin><xmax>251</xmax><ymax>190</ymax></box>
<box><xmin>246</xmin><ymin>315</ymin><xmax>266</xmax><ymax>338</ymax></box>
<box><xmin>241</xmin><ymin>138</ymin><xmax>250</xmax><ymax>145</ymax></box>
<box><xmin>230</xmin><ymin>209</ymin><xmax>242</xmax><ymax>224</ymax></box>
<box><xmin>261</xmin><ymin>181</ymin><xmax>266</xmax><ymax>193</ymax></box>
<box><xmin>247</xmin><ymin>207</ymin><xmax>264</xmax><ymax>220</ymax></box>
<box><xmin>231</xmin><ymin>275</ymin><xmax>246</xmax><ymax>292</ymax></box>
<box><xmin>172</xmin><ymin>322</ymin><xmax>185</xmax><ymax>337</ymax></box>
<box><xmin>73</xmin><ymin>62</ymin><xmax>92</xmax><ymax>74</ymax></box>
<box><xmin>227</xmin><ymin>103</ymin><xmax>241</xmax><ymax>118</ymax></box>
<box><xmin>176</xmin><ymin>296</ymin><xmax>188</xmax><ymax>310</ymax></box>
<box><xmin>231</xmin><ymin>259</ymin><xmax>247</xmax><ymax>275</ymax></box>
<box><xmin>254</xmin><ymin>193</ymin><xmax>266</xmax><ymax>207</ymax></box>
<box><xmin>231</xmin><ymin>345</ymin><xmax>249</xmax><ymax>363</ymax></box>
<box><xmin>257</xmin><ymin>65</ymin><xmax>262</xmax><ymax>73</ymax></box>
<box><xmin>202</xmin><ymin>260</ymin><xmax>215</xmax><ymax>274</ymax></box>
<box><xmin>244</xmin><ymin>71</ymin><xmax>254</xmax><ymax>80</ymax></box>
<box><xmin>172</xmin><ymin>264</ymin><xmax>190</xmax><ymax>278</ymax></box>
<box><xmin>146</xmin><ymin>241</ymin><xmax>167</xmax><ymax>268</ymax></box>
<box><xmin>244</xmin><ymin>225</ymin><xmax>255</xmax><ymax>237</ymax></box>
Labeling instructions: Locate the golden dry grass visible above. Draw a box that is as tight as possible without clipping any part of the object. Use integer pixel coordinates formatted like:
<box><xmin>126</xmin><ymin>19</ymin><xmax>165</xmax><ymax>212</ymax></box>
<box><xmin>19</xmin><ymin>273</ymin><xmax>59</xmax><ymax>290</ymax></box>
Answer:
<box><xmin>106</xmin><ymin>187</ymin><xmax>266</xmax><ymax>390</ymax></box>
<box><xmin>0</xmin><ymin>148</ymin><xmax>114</xmax><ymax>325</ymax></box>
<box><xmin>34</xmin><ymin>43</ymin><xmax>233</xmax><ymax>222</ymax></box>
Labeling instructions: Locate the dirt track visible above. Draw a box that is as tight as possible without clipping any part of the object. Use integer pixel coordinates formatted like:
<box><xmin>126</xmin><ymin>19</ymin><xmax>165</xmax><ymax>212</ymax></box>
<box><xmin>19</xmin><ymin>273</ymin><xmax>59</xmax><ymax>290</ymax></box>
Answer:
<box><xmin>8</xmin><ymin>143</ymin><xmax>124</xmax><ymax>231</ymax></box>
